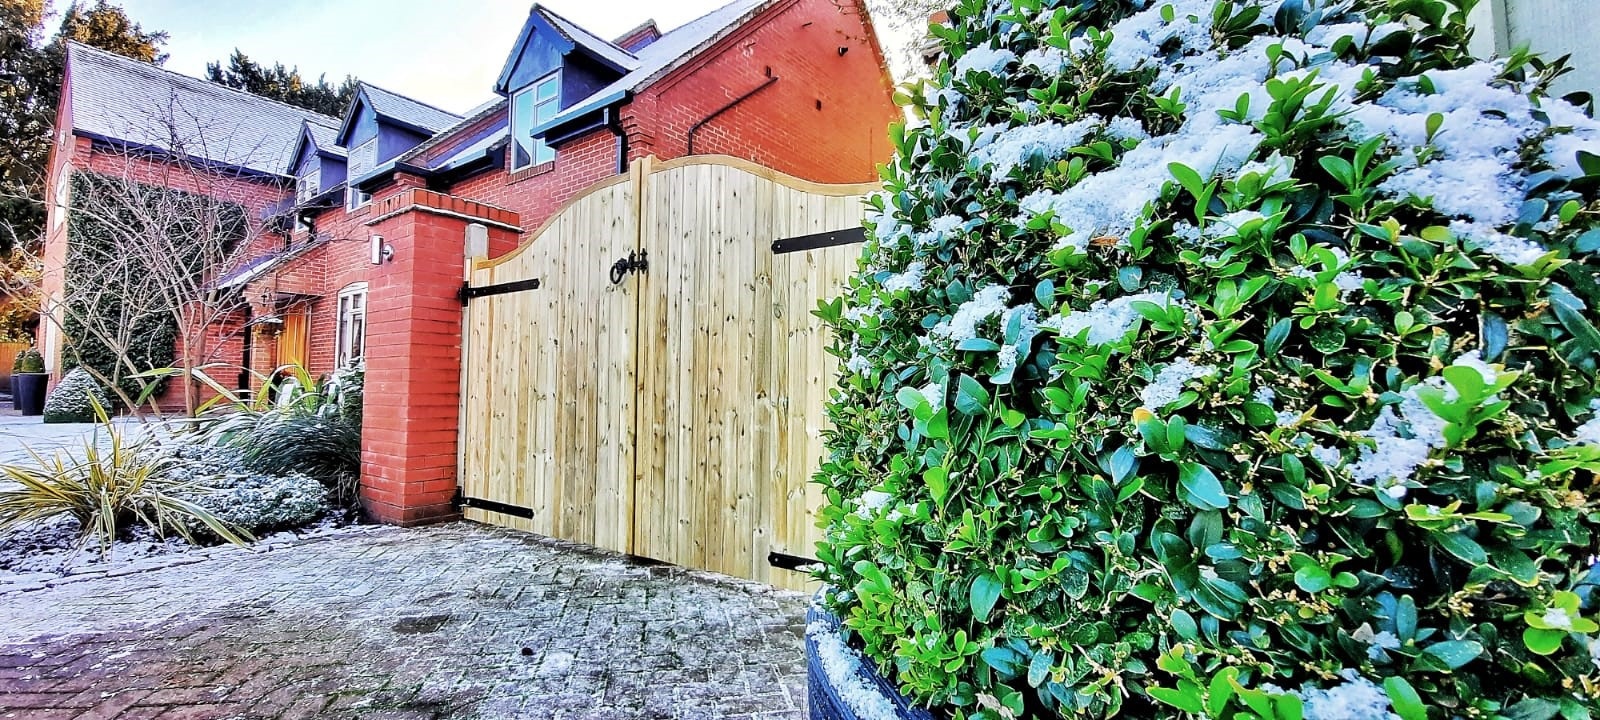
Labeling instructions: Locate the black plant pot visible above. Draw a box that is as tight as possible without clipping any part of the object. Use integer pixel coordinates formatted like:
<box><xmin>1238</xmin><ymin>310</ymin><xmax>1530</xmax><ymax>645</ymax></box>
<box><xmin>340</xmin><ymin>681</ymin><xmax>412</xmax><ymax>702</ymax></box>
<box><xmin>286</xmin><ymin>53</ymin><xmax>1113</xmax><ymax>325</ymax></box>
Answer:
<box><xmin>13</xmin><ymin>373</ymin><xmax>47</xmax><ymax>416</ymax></box>
<box><xmin>807</xmin><ymin>600</ymin><xmax>934</xmax><ymax>720</ymax></box>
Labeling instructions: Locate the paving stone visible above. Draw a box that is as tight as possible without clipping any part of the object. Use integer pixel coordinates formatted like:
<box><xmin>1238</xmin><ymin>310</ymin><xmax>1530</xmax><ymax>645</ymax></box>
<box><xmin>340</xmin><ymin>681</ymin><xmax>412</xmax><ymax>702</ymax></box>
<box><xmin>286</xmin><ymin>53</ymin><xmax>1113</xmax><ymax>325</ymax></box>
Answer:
<box><xmin>0</xmin><ymin>523</ymin><xmax>810</xmax><ymax>719</ymax></box>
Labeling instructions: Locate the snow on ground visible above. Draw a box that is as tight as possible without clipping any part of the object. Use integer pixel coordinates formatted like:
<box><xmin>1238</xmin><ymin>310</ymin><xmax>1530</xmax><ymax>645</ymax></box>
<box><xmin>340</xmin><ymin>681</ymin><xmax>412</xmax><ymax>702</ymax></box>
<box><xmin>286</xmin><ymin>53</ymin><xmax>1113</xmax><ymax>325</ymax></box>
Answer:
<box><xmin>0</xmin><ymin>413</ymin><xmax>163</xmax><ymax>466</ymax></box>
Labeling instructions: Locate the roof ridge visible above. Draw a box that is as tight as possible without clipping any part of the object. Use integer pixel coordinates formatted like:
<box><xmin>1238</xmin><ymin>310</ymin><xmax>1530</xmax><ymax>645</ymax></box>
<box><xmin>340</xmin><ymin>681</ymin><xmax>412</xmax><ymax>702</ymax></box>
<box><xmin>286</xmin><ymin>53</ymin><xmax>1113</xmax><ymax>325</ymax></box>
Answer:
<box><xmin>532</xmin><ymin>4</ymin><xmax>637</xmax><ymax>60</ymax></box>
<box><xmin>654</xmin><ymin>0</ymin><xmax>763</xmax><ymax>45</ymax></box>
<box><xmin>66</xmin><ymin>41</ymin><xmax>343</xmax><ymax>124</ymax></box>
<box><xmin>358</xmin><ymin>80</ymin><xmax>463</xmax><ymax>119</ymax></box>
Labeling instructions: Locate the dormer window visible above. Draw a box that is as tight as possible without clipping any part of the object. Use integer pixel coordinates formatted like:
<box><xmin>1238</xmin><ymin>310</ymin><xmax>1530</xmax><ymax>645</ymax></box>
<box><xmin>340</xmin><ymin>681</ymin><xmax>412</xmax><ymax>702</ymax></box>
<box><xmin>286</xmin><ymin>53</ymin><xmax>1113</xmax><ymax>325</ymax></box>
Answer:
<box><xmin>511</xmin><ymin>72</ymin><xmax>560</xmax><ymax>171</ymax></box>
<box><xmin>297</xmin><ymin>167</ymin><xmax>321</xmax><ymax>204</ymax></box>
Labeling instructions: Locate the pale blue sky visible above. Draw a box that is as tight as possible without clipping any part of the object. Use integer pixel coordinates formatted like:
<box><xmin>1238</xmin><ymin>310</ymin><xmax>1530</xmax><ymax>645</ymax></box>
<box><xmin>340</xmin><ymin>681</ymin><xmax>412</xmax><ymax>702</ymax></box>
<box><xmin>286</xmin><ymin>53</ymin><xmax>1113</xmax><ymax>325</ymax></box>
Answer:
<box><xmin>103</xmin><ymin>0</ymin><xmax>746</xmax><ymax>115</ymax></box>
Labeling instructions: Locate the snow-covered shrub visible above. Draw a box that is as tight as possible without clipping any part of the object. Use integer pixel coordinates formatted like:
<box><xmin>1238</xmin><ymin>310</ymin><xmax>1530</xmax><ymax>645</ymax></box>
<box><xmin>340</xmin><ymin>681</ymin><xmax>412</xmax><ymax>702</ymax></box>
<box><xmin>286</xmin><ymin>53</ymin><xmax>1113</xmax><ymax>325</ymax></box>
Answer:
<box><xmin>815</xmin><ymin>1</ymin><xmax>1600</xmax><ymax>718</ymax></box>
<box><xmin>42</xmin><ymin>367</ymin><xmax>111</xmax><ymax>424</ymax></box>
<box><xmin>161</xmin><ymin>444</ymin><xmax>327</xmax><ymax>534</ymax></box>
<box><xmin>187</xmin><ymin>366</ymin><xmax>363</xmax><ymax>506</ymax></box>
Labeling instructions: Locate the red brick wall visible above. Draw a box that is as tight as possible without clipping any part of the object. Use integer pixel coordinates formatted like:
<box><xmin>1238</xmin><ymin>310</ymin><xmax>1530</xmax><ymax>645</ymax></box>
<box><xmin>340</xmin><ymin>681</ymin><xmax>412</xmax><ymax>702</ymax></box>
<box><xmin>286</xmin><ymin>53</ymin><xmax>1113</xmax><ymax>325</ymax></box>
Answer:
<box><xmin>358</xmin><ymin>190</ymin><xmax>520</xmax><ymax>525</ymax></box>
<box><xmin>447</xmin><ymin>126</ymin><xmax>621</xmax><ymax>234</ymax></box>
<box><xmin>622</xmin><ymin>0</ymin><xmax>897</xmax><ymax>184</ymax></box>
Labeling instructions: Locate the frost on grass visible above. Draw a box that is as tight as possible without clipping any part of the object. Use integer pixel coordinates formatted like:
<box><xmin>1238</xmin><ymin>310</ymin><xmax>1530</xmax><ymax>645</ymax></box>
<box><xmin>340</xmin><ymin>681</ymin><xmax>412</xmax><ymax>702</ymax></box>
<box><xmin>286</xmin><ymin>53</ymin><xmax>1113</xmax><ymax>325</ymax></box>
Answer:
<box><xmin>807</xmin><ymin>620</ymin><xmax>902</xmax><ymax>720</ymax></box>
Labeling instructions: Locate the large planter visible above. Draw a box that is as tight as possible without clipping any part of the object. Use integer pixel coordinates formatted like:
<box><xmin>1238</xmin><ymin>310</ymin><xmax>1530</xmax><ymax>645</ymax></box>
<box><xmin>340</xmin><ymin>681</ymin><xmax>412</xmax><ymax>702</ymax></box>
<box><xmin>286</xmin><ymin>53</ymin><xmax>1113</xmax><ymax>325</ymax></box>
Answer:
<box><xmin>12</xmin><ymin>373</ymin><xmax>47</xmax><ymax>416</ymax></box>
<box><xmin>807</xmin><ymin>599</ymin><xmax>934</xmax><ymax>720</ymax></box>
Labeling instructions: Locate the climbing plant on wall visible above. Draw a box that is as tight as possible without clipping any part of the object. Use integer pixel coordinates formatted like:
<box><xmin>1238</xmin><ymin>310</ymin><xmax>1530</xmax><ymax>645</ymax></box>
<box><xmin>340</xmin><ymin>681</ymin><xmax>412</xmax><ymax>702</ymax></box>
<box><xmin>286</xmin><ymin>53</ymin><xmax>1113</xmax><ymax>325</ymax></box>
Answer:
<box><xmin>814</xmin><ymin>0</ymin><xmax>1600</xmax><ymax>718</ymax></box>
<box><xmin>62</xmin><ymin>171</ymin><xmax>247</xmax><ymax>405</ymax></box>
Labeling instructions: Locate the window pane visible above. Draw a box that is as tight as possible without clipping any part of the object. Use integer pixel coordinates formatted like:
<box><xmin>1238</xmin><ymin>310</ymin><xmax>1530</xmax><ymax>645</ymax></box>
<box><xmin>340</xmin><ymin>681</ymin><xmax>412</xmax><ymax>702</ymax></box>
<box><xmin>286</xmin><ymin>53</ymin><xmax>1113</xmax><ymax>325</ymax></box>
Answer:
<box><xmin>536</xmin><ymin>76</ymin><xmax>559</xmax><ymax>101</ymax></box>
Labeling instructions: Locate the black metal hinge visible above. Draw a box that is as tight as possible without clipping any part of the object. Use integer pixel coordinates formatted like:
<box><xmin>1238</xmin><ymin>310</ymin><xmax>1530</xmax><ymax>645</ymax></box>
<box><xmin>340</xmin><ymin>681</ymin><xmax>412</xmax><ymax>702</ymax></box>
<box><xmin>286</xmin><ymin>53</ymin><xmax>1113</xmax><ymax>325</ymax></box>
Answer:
<box><xmin>453</xmin><ymin>491</ymin><xmax>536</xmax><ymax>519</ymax></box>
<box><xmin>609</xmin><ymin>249</ymin><xmax>649</xmax><ymax>284</ymax></box>
<box><xmin>459</xmin><ymin>277</ymin><xmax>541</xmax><ymax>304</ymax></box>
<box><xmin>767</xmin><ymin>551</ymin><xmax>821</xmax><ymax>572</ymax></box>
<box><xmin>772</xmin><ymin>227</ymin><xmax>866</xmax><ymax>255</ymax></box>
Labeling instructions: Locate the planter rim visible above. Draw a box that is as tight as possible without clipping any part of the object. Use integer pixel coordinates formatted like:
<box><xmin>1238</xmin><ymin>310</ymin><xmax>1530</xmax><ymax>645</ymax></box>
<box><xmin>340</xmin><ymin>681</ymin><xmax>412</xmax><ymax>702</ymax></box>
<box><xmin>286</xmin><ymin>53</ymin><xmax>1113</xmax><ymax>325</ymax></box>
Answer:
<box><xmin>807</xmin><ymin>592</ymin><xmax>936</xmax><ymax>720</ymax></box>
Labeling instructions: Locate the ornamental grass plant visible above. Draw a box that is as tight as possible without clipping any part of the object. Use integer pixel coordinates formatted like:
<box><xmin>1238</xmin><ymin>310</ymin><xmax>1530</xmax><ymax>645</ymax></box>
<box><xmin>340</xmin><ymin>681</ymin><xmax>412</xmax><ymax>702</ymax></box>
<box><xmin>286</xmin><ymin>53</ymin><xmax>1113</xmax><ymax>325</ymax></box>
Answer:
<box><xmin>0</xmin><ymin>397</ymin><xmax>248</xmax><ymax>555</ymax></box>
<box><xmin>814</xmin><ymin>0</ymin><xmax>1600</xmax><ymax>718</ymax></box>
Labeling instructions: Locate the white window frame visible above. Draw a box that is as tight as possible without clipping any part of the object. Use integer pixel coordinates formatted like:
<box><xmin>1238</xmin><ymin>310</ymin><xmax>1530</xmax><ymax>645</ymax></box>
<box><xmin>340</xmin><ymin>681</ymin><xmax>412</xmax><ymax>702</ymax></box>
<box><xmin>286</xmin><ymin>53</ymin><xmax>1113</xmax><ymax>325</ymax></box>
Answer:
<box><xmin>335</xmin><ymin>282</ymin><xmax>368</xmax><ymax>368</ymax></box>
<box><xmin>346</xmin><ymin>138</ymin><xmax>377</xmax><ymax>211</ymax></box>
<box><xmin>346</xmin><ymin>184</ymin><xmax>372</xmax><ymax>211</ymax></box>
<box><xmin>510</xmin><ymin>71</ymin><xmax>561</xmax><ymax>172</ymax></box>
<box><xmin>297</xmin><ymin>167</ymin><xmax>321</xmax><ymax>204</ymax></box>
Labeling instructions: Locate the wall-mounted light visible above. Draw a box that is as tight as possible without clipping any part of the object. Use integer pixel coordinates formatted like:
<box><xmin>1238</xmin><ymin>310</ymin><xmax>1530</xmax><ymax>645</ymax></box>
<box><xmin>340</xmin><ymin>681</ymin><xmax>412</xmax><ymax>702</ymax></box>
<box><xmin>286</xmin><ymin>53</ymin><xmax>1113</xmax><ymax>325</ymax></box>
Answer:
<box><xmin>370</xmin><ymin>235</ymin><xmax>394</xmax><ymax>265</ymax></box>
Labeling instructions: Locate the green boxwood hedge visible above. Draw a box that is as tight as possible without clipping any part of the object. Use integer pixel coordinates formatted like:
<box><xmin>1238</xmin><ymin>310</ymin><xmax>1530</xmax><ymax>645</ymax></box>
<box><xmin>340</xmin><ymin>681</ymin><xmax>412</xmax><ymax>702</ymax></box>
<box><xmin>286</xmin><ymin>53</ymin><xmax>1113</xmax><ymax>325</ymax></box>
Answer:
<box><xmin>813</xmin><ymin>1</ymin><xmax>1600</xmax><ymax>718</ymax></box>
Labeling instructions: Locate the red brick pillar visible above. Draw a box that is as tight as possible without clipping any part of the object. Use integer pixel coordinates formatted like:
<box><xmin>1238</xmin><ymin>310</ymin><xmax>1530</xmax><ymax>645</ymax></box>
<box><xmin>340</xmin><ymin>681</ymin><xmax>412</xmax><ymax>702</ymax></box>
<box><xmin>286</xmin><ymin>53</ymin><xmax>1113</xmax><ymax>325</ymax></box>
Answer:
<box><xmin>358</xmin><ymin>189</ymin><xmax>521</xmax><ymax>525</ymax></box>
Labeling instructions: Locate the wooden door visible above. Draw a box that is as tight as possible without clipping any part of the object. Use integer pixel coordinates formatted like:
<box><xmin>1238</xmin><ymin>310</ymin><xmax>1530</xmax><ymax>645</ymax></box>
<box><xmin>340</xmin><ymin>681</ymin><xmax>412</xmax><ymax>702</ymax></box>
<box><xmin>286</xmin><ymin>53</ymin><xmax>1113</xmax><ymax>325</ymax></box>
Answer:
<box><xmin>279</xmin><ymin>308</ymin><xmax>309</xmax><ymax>370</ymax></box>
<box><xmin>458</xmin><ymin>167</ymin><xmax>642</xmax><ymax>551</ymax></box>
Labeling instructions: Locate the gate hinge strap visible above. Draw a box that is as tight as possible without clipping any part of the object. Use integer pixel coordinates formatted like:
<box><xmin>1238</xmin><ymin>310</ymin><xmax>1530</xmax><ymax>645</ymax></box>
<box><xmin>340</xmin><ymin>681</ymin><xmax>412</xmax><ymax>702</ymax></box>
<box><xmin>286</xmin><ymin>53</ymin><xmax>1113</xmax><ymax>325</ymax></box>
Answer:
<box><xmin>456</xmin><ymin>494</ymin><xmax>536</xmax><ymax>519</ymax></box>
<box><xmin>767</xmin><ymin>552</ymin><xmax>821</xmax><ymax>572</ymax></box>
<box><xmin>460</xmin><ymin>277</ymin><xmax>542</xmax><ymax>304</ymax></box>
<box><xmin>771</xmin><ymin>226</ymin><xmax>866</xmax><ymax>255</ymax></box>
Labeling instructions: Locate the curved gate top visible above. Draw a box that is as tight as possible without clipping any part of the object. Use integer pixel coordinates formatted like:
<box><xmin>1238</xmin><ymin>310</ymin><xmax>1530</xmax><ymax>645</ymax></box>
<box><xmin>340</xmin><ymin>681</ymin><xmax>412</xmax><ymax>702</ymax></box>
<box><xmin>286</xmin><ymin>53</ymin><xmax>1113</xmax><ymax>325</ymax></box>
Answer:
<box><xmin>459</xmin><ymin>155</ymin><xmax>875</xmax><ymax>589</ymax></box>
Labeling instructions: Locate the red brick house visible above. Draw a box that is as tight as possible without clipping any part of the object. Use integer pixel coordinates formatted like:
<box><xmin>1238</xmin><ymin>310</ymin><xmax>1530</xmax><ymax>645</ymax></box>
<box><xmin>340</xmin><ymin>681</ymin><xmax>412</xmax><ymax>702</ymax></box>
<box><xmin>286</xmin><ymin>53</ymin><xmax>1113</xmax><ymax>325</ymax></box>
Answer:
<box><xmin>41</xmin><ymin>0</ymin><xmax>898</xmax><ymax>523</ymax></box>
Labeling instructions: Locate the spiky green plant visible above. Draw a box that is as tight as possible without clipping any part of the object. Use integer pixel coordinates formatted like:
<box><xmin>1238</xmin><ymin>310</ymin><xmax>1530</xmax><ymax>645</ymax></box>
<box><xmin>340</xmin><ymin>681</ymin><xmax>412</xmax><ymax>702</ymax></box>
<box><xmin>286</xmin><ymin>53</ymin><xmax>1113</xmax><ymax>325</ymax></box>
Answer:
<box><xmin>0</xmin><ymin>397</ymin><xmax>249</xmax><ymax>555</ymax></box>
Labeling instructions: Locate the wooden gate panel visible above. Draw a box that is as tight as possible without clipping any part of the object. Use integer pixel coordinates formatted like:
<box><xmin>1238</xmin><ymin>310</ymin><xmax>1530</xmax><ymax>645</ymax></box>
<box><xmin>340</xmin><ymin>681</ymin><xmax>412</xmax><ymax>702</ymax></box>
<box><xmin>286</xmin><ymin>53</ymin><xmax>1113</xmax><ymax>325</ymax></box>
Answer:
<box><xmin>460</xmin><ymin>172</ymin><xmax>639</xmax><ymax>551</ymax></box>
<box><xmin>633</xmin><ymin>159</ymin><xmax>868</xmax><ymax>588</ymax></box>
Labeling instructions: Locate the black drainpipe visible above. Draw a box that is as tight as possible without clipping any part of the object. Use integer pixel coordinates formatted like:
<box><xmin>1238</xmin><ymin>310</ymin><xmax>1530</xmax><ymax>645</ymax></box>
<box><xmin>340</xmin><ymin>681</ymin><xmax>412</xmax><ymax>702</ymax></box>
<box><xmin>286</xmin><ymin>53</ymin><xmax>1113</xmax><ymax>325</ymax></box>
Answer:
<box><xmin>687</xmin><ymin>70</ymin><xmax>779</xmax><ymax>156</ymax></box>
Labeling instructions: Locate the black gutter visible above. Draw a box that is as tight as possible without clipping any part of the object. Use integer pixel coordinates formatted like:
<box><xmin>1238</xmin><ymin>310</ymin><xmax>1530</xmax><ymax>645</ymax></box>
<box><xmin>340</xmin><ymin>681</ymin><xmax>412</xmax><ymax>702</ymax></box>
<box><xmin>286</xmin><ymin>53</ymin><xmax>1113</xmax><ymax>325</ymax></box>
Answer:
<box><xmin>80</xmin><ymin>132</ymin><xmax>288</xmax><ymax>182</ymax></box>
<box><xmin>545</xmin><ymin>107</ymin><xmax>612</xmax><ymax>148</ymax></box>
<box><xmin>687</xmin><ymin>73</ymin><xmax>779</xmax><ymax>156</ymax></box>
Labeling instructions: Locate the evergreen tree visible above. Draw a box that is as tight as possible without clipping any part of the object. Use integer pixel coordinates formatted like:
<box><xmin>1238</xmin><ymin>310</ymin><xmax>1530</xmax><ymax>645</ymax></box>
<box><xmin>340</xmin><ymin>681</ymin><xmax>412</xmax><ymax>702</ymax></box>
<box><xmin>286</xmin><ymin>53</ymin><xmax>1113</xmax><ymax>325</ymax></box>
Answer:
<box><xmin>0</xmin><ymin>0</ymin><xmax>166</xmax><ymax>255</ymax></box>
<box><xmin>56</xmin><ymin>0</ymin><xmax>166</xmax><ymax>63</ymax></box>
<box><xmin>205</xmin><ymin>49</ymin><xmax>356</xmax><ymax>117</ymax></box>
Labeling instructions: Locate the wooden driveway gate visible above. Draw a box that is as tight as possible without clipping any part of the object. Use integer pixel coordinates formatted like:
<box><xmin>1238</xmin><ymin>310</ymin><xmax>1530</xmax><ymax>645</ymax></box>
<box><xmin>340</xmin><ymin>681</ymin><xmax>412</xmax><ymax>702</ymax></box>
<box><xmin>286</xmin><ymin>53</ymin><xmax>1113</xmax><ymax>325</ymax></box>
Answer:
<box><xmin>458</xmin><ymin>156</ymin><xmax>872</xmax><ymax>589</ymax></box>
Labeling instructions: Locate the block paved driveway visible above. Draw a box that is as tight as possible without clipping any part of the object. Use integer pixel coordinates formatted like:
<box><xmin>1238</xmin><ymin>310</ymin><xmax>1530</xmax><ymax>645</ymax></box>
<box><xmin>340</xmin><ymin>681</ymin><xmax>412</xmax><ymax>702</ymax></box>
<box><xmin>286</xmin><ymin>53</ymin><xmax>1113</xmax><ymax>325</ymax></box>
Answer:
<box><xmin>0</xmin><ymin>524</ymin><xmax>811</xmax><ymax>719</ymax></box>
